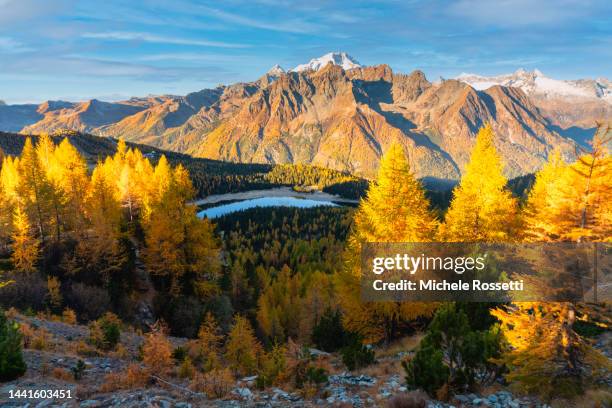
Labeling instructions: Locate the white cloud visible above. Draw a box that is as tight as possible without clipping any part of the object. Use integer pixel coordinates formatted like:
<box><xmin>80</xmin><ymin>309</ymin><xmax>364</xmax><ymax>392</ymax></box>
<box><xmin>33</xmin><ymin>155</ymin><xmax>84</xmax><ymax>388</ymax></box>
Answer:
<box><xmin>0</xmin><ymin>36</ymin><xmax>33</xmax><ymax>53</ymax></box>
<box><xmin>197</xmin><ymin>6</ymin><xmax>322</xmax><ymax>34</ymax></box>
<box><xmin>82</xmin><ymin>31</ymin><xmax>249</xmax><ymax>48</ymax></box>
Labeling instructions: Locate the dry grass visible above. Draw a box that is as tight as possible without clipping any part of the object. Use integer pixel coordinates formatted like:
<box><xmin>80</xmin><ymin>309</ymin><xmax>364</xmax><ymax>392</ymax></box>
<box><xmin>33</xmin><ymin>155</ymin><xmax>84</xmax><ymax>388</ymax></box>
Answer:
<box><xmin>356</xmin><ymin>359</ymin><xmax>403</xmax><ymax>378</ymax></box>
<box><xmin>51</xmin><ymin>368</ymin><xmax>73</xmax><ymax>381</ymax></box>
<box><xmin>20</xmin><ymin>322</ymin><xmax>54</xmax><ymax>351</ymax></box>
<box><xmin>376</xmin><ymin>334</ymin><xmax>424</xmax><ymax>359</ymax></box>
<box><xmin>110</xmin><ymin>343</ymin><xmax>129</xmax><ymax>359</ymax></box>
<box><xmin>551</xmin><ymin>388</ymin><xmax>612</xmax><ymax>408</ymax></box>
<box><xmin>99</xmin><ymin>364</ymin><xmax>149</xmax><ymax>393</ymax></box>
<box><xmin>386</xmin><ymin>391</ymin><xmax>428</xmax><ymax>408</ymax></box>
<box><xmin>72</xmin><ymin>339</ymin><xmax>101</xmax><ymax>357</ymax></box>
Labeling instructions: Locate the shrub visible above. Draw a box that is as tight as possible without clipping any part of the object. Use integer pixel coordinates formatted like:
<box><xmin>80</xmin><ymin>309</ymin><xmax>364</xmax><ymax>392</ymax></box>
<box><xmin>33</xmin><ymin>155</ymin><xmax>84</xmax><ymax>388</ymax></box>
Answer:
<box><xmin>403</xmin><ymin>303</ymin><xmax>501</xmax><ymax>396</ymax></box>
<box><xmin>305</xmin><ymin>366</ymin><xmax>328</xmax><ymax>384</ymax></box>
<box><xmin>284</xmin><ymin>340</ymin><xmax>329</xmax><ymax>389</ymax></box>
<box><xmin>89</xmin><ymin>313</ymin><xmax>121</xmax><ymax>351</ymax></box>
<box><xmin>257</xmin><ymin>344</ymin><xmax>287</xmax><ymax>388</ymax></box>
<box><xmin>51</xmin><ymin>367</ymin><xmax>72</xmax><ymax>381</ymax></box>
<box><xmin>73</xmin><ymin>340</ymin><xmax>100</xmax><ymax>357</ymax></box>
<box><xmin>142</xmin><ymin>327</ymin><xmax>173</xmax><ymax>376</ymax></box>
<box><xmin>99</xmin><ymin>364</ymin><xmax>148</xmax><ymax>392</ymax></box>
<box><xmin>124</xmin><ymin>364</ymin><xmax>149</xmax><ymax>388</ymax></box>
<box><xmin>33</xmin><ymin>329</ymin><xmax>52</xmax><ymax>350</ymax></box>
<box><xmin>191</xmin><ymin>368</ymin><xmax>234</xmax><ymax>398</ymax></box>
<box><xmin>62</xmin><ymin>308</ymin><xmax>77</xmax><ymax>325</ymax></box>
<box><xmin>312</xmin><ymin>309</ymin><xmax>350</xmax><ymax>352</ymax></box>
<box><xmin>172</xmin><ymin>346</ymin><xmax>188</xmax><ymax>363</ymax></box>
<box><xmin>178</xmin><ymin>357</ymin><xmax>195</xmax><ymax>379</ymax></box>
<box><xmin>100</xmin><ymin>372</ymin><xmax>123</xmax><ymax>392</ymax></box>
<box><xmin>340</xmin><ymin>340</ymin><xmax>375</xmax><ymax>371</ymax></box>
<box><xmin>0</xmin><ymin>310</ymin><xmax>26</xmax><ymax>381</ymax></box>
<box><xmin>402</xmin><ymin>347</ymin><xmax>448</xmax><ymax>396</ymax></box>
<box><xmin>71</xmin><ymin>360</ymin><xmax>86</xmax><ymax>380</ymax></box>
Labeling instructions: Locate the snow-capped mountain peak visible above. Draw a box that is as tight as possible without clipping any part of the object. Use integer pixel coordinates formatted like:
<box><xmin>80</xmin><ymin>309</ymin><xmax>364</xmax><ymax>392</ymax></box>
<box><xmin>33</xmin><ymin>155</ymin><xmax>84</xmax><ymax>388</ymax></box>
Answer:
<box><xmin>267</xmin><ymin>64</ymin><xmax>285</xmax><ymax>76</ymax></box>
<box><xmin>457</xmin><ymin>69</ymin><xmax>611</xmax><ymax>103</ymax></box>
<box><xmin>291</xmin><ymin>52</ymin><xmax>361</xmax><ymax>72</ymax></box>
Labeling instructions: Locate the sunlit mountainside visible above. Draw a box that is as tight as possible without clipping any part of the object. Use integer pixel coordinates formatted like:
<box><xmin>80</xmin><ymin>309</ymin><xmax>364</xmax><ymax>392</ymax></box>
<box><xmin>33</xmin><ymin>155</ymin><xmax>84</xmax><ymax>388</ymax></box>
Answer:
<box><xmin>2</xmin><ymin>53</ymin><xmax>608</xmax><ymax>180</ymax></box>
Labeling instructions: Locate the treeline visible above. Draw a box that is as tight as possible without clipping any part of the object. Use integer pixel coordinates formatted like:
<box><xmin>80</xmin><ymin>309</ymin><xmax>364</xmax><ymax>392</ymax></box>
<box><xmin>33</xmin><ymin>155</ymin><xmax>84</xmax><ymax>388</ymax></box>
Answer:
<box><xmin>0</xmin><ymin>131</ymin><xmax>368</xmax><ymax>199</ymax></box>
<box><xmin>0</xmin><ymin>136</ymin><xmax>220</xmax><ymax>325</ymax></box>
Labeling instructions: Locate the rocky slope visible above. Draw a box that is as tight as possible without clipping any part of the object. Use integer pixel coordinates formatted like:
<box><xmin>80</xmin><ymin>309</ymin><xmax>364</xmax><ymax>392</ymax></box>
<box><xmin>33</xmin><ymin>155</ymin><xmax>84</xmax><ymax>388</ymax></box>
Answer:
<box><xmin>3</xmin><ymin>54</ymin><xmax>606</xmax><ymax>179</ymax></box>
<box><xmin>183</xmin><ymin>63</ymin><xmax>577</xmax><ymax>179</ymax></box>
<box><xmin>458</xmin><ymin>69</ymin><xmax>612</xmax><ymax>145</ymax></box>
<box><xmin>0</xmin><ymin>313</ymin><xmax>567</xmax><ymax>408</ymax></box>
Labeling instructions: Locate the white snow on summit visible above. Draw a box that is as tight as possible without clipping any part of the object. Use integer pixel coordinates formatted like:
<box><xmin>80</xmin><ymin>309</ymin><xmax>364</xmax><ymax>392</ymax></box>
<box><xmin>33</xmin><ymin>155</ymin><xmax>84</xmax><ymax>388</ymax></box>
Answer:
<box><xmin>457</xmin><ymin>69</ymin><xmax>611</xmax><ymax>103</ymax></box>
<box><xmin>291</xmin><ymin>52</ymin><xmax>361</xmax><ymax>72</ymax></box>
<box><xmin>267</xmin><ymin>64</ymin><xmax>285</xmax><ymax>76</ymax></box>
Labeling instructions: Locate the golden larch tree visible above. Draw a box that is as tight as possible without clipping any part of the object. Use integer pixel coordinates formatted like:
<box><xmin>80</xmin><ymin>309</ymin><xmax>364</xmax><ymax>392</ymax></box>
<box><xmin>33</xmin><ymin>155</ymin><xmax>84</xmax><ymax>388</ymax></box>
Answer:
<box><xmin>17</xmin><ymin>138</ymin><xmax>53</xmax><ymax>245</ymax></box>
<box><xmin>439</xmin><ymin>124</ymin><xmax>519</xmax><ymax>242</ymax></box>
<box><xmin>10</xmin><ymin>206</ymin><xmax>40</xmax><ymax>272</ymax></box>
<box><xmin>338</xmin><ymin>142</ymin><xmax>438</xmax><ymax>343</ymax></box>
<box><xmin>493</xmin><ymin>124</ymin><xmax>612</xmax><ymax>398</ymax></box>
<box><xmin>224</xmin><ymin>315</ymin><xmax>262</xmax><ymax>376</ymax></box>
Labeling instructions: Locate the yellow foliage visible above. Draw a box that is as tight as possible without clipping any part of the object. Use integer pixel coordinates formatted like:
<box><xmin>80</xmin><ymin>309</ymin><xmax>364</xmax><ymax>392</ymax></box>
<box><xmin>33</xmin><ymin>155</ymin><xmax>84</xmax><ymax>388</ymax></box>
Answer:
<box><xmin>191</xmin><ymin>368</ymin><xmax>234</xmax><ymax>398</ymax></box>
<box><xmin>354</xmin><ymin>143</ymin><xmax>437</xmax><ymax>243</ymax></box>
<box><xmin>143</xmin><ymin>157</ymin><xmax>220</xmax><ymax>295</ymax></box>
<box><xmin>100</xmin><ymin>363</ymin><xmax>148</xmax><ymax>392</ymax></box>
<box><xmin>224</xmin><ymin>315</ymin><xmax>262</xmax><ymax>376</ymax></box>
<box><xmin>188</xmin><ymin>312</ymin><xmax>222</xmax><ymax>372</ymax></box>
<box><xmin>46</xmin><ymin>275</ymin><xmax>63</xmax><ymax>311</ymax></box>
<box><xmin>439</xmin><ymin>124</ymin><xmax>519</xmax><ymax>242</ymax></box>
<box><xmin>10</xmin><ymin>206</ymin><xmax>40</xmax><ymax>272</ymax></box>
<box><xmin>178</xmin><ymin>357</ymin><xmax>195</xmax><ymax>379</ymax></box>
<box><xmin>339</xmin><ymin>143</ymin><xmax>438</xmax><ymax>343</ymax></box>
<box><xmin>51</xmin><ymin>367</ymin><xmax>73</xmax><ymax>382</ymax></box>
<box><xmin>524</xmin><ymin>124</ymin><xmax>611</xmax><ymax>242</ymax></box>
<box><xmin>491</xmin><ymin>302</ymin><xmax>611</xmax><ymax>399</ymax></box>
<box><xmin>142</xmin><ymin>327</ymin><xmax>173</xmax><ymax>376</ymax></box>
<box><xmin>61</xmin><ymin>308</ymin><xmax>77</xmax><ymax>325</ymax></box>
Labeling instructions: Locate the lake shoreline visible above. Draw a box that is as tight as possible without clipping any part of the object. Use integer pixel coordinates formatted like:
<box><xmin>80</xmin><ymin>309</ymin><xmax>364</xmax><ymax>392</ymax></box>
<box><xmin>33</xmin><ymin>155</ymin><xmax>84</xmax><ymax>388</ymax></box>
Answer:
<box><xmin>192</xmin><ymin>186</ymin><xmax>360</xmax><ymax>206</ymax></box>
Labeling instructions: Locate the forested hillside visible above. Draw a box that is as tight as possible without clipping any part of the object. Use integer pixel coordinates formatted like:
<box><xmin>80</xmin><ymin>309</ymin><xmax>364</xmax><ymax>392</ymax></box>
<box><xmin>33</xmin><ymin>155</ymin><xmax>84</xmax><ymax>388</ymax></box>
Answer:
<box><xmin>0</xmin><ymin>124</ymin><xmax>610</xmax><ymax>407</ymax></box>
<box><xmin>0</xmin><ymin>131</ymin><xmax>367</xmax><ymax>199</ymax></box>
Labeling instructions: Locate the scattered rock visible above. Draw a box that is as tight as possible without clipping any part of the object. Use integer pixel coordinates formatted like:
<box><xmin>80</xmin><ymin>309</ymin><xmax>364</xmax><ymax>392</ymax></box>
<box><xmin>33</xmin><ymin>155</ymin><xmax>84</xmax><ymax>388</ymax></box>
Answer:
<box><xmin>233</xmin><ymin>387</ymin><xmax>253</xmax><ymax>399</ymax></box>
<box><xmin>328</xmin><ymin>372</ymin><xmax>377</xmax><ymax>387</ymax></box>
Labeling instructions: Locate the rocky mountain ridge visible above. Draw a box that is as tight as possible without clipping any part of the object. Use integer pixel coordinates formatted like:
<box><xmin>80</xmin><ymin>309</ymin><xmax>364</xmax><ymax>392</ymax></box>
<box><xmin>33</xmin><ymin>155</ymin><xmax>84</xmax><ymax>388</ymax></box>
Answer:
<box><xmin>1</xmin><ymin>54</ymin><xmax>605</xmax><ymax>179</ymax></box>
<box><xmin>458</xmin><ymin>69</ymin><xmax>612</xmax><ymax>140</ymax></box>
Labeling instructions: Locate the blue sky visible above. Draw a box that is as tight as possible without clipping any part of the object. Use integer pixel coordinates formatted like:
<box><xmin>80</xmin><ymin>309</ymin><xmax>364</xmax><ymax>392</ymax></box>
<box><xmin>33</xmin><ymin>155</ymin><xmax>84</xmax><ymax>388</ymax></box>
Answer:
<box><xmin>1</xmin><ymin>0</ymin><xmax>610</xmax><ymax>103</ymax></box>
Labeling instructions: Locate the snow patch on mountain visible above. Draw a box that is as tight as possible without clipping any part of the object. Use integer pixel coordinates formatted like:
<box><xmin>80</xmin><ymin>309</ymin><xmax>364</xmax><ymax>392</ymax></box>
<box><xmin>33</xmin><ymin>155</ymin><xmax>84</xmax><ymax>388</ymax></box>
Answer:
<box><xmin>267</xmin><ymin>64</ymin><xmax>285</xmax><ymax>76</ymax></box>
<box><xmin>457</xmin><ymin>69</ymin><xmax>611</xmax><ymax>103</ymax></box>
<box><xmin>292</xmin><ymin>52</ymin><xmax>361</xmax><ymax>72</ymax></box>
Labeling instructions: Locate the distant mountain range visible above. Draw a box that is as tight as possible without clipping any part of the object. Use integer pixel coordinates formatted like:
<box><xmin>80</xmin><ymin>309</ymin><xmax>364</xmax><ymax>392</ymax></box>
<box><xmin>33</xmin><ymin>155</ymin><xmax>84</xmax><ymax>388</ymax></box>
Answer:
<box><xmin>1</xmin><ymin>52</ymin><xmax>608</xmax><ymax>179</ymax></box>
<box><xmin>457</xmin><ymin>69</ymin><xmax>611</xmax><ymax>145</ymax></box>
